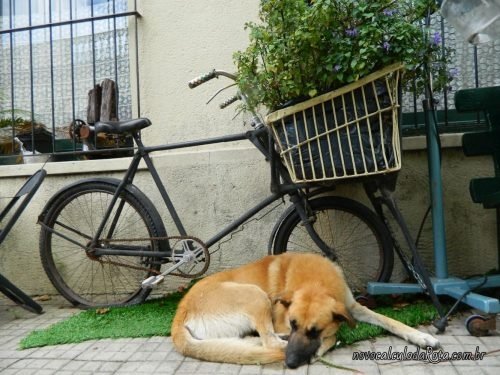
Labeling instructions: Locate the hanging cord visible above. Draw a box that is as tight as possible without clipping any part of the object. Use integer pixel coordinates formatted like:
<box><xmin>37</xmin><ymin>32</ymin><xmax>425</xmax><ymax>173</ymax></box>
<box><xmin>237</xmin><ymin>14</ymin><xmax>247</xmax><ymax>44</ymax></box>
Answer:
<box><xmin>209</xmin><ymin>200</ymin><xmax>285</xmax><ymax>255</ymax></box>
<box><xmin>433</xmin><ymin>274</ymin><xmax>489</xmax><ymax>330</ymax></box>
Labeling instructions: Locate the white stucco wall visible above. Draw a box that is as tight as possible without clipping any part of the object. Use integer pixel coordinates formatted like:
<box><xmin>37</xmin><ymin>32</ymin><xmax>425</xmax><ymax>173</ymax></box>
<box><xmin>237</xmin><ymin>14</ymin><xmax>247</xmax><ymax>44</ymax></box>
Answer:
<box><xmin>0</xmin><ymin>1</ymin><xmax>498</xmax><ymax>299</ymax></box>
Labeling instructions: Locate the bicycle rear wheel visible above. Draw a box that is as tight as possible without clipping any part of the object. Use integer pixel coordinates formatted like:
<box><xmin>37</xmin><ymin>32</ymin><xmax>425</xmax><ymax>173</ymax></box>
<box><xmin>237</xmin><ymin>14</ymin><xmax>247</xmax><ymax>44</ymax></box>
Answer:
<box><xmin>39</xmin><ymin>180</ymin><xmax>168</xmax><ymax>308</ymax></box>
<box><xmin>270</xmin><ymin>196</ymin><xmax>393</xmax><ymax>294</ymax></box>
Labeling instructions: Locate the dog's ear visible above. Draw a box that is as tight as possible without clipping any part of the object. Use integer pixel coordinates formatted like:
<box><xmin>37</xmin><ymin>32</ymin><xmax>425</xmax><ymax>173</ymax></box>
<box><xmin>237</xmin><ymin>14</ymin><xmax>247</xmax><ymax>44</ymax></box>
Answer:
<box><xmin>332</xmin><ymin>304</ymin><xmax>356</xmax><ymax>328</ymax></box>
<box><xmin>273</xmin><ymin>291</ymin><xmax>293</xmax><ymax>308</ymax></box>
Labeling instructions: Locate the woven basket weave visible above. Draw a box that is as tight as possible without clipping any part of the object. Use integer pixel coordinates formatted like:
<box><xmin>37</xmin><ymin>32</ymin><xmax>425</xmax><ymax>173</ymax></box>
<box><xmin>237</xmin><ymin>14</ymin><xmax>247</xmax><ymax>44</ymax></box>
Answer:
<box><xmin>265</xmin><ymin>63</ymin><xmax>403</xmax><ymax>184</ymax></box>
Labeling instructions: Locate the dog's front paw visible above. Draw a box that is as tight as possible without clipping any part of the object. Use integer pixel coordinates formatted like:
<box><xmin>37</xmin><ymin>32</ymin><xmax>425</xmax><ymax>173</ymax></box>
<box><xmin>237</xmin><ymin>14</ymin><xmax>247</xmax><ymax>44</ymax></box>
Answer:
<box><xmin>412</xmin><ymin>332</ymin><xmax>440</xmax><ymax>349</ymax></box>
<box><xmin>266</xmin><ymin>334</ymin><xmax>288</xmax><ymax>350</ymax></box>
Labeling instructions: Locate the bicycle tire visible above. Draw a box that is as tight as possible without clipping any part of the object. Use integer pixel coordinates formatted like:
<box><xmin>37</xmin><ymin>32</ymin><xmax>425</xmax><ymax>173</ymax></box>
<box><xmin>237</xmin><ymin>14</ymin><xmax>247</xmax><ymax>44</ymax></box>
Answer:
<box><xmin>0</xmin><ymin>274</ymin><xmax>43</xmax><ymax>314</ymax></box>
<box><xmin>270</xmin><ymin>196</ymin><xmax>394</xmax><ymax>294</ymax></box>
<box><xmin>39</xmin><ymin>180</ymin><xmax>168</xmax><ymax>308</ymax></box>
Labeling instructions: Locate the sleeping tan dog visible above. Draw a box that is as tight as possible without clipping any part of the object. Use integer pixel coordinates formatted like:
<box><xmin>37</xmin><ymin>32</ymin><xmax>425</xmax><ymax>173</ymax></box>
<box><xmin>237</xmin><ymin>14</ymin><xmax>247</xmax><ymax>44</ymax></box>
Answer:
<box><xmin>171</xmin><ymin>252</ymin><xmax>440</xmax><ymax>368</ymax></box>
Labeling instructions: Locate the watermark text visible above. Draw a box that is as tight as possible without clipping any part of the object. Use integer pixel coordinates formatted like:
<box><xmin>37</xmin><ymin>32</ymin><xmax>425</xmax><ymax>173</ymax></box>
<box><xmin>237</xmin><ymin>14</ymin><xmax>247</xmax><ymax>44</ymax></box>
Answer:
<box><xmin>352</xmin><ymin>346</ymin><xmax>486</xmax><ymax>364</ymax></box>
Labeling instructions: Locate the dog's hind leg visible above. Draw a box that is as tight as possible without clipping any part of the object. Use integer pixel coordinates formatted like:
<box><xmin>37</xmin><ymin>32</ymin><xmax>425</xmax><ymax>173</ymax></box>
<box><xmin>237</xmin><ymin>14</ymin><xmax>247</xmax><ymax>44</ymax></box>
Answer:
<box><xmin>186</xmin><ymin>282</ymin><xmax>286</xmax><ymax>350</ymax></box>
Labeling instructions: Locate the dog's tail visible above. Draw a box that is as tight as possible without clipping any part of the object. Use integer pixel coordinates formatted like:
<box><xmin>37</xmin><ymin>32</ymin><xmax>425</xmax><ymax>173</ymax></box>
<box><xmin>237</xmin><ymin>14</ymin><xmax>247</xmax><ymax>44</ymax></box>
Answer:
<box><xmin>171</xmin><ymin>312</ymin><xmax>284</xmax><ymax>364</ymax></box>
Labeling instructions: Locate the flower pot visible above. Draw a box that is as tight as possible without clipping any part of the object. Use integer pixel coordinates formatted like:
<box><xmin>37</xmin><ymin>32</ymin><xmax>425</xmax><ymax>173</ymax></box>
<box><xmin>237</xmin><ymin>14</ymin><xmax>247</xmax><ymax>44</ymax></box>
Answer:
<box><xmin>265</xmin><ymin>64</ymin><xmax>403</xmax><ymax>183</ymax></box>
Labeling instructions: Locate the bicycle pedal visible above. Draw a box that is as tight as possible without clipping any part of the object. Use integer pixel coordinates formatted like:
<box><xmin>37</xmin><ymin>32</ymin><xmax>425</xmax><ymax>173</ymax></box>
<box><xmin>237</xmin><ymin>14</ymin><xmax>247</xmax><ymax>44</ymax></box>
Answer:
<box><xmin>142</xmin><ymin>275</ymin><xmax>165</xmax><ymax>288</ymax></box>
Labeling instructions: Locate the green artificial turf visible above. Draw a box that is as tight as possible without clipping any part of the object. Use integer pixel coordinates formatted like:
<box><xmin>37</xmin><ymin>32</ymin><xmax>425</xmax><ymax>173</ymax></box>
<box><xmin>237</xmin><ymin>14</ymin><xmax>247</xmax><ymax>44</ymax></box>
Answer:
<box><xmin>20</xmin><ymin>292</ymin><xmax>184</xmax><ymax>349</ymax></box>
<box><xmin>20</xmin><ymin>294</ymin><xmax>439</xmax><ymax>350</ymax></box>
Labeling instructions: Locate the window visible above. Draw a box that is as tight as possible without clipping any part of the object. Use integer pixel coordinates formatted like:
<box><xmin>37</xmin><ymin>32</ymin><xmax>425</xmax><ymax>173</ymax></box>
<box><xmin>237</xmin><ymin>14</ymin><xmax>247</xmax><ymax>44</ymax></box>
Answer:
<box><xmin>0</xmin><ymin>0</ymin><xmax>139</xmax><ymax>164</ymax></box>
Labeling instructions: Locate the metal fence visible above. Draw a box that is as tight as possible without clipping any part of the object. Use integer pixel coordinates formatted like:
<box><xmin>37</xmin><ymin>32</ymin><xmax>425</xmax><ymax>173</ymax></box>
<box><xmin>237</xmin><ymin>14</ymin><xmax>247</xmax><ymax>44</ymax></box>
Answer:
<box><xmin>401</xmin><ymin>13</ymin><xmax>500</xmax><ymax>135</ymax></box>
<box><xmin>0</xmin><ymin>0</ymin><xmax>139</xmax><ymax>164</ymax></box>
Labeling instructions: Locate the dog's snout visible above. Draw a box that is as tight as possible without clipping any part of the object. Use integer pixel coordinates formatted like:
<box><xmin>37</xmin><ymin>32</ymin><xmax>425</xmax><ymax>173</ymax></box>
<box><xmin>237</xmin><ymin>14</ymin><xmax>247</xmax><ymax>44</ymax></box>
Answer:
<box><xmin>285</xmin><ymin>332</ymin><xmax>320</xmax><ymax>369</ymax></box>
<box><xmin>285</xmin><ymin>354</ymin><xmax>304</xmax><ymax>369</ymax></box>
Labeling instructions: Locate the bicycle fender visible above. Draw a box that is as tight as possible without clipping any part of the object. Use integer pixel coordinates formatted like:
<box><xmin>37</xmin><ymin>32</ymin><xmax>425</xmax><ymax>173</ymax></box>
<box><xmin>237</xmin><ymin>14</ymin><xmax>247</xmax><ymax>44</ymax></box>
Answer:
<box><xmin>38</xmin><ymin>177</ymin><xmax>148</xmax><ymax>222</ymax></box>
<box><xmin>267</xmin><ymin>188</ymin><xmax>336</xmax><ymax>254</ymax></box>
<box><xmin>267</xmin><ymin>203</ymin><xmax>296</xmax><ymax>254</ymax></box>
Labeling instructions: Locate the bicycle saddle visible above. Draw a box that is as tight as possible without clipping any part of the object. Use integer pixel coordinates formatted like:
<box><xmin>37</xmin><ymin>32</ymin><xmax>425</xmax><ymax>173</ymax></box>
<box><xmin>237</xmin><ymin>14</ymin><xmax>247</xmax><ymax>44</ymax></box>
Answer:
<box><xmin>94</xmin><ymin>118</ymin><xmax>152</xmax><ymax>134</ymax></box>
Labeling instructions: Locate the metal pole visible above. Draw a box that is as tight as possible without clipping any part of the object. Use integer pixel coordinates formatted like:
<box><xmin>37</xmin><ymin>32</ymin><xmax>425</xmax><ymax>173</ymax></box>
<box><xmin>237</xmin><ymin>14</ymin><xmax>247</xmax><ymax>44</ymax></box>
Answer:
<box><xmin>424</xmin><ymin>98</ymin><xmax>448</xmax><ymax>279</ymax></box>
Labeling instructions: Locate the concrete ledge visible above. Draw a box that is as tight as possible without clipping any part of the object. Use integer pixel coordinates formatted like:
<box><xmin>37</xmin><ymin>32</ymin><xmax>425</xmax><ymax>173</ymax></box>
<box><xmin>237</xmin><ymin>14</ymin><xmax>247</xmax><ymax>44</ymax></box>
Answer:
<box><xmin>0</xmin><ymin>145</ymin><xmax>261</xmax><ymax>178</ymax></box>
<box><xmin>0</xmin><ymin>134</ymin><xmax>464</xmax><ymax>178</ymax></box>
<box><xmin>402</xmin><ymin>133</ymin><xmax>464</xmax><ymax>151</ymax></box>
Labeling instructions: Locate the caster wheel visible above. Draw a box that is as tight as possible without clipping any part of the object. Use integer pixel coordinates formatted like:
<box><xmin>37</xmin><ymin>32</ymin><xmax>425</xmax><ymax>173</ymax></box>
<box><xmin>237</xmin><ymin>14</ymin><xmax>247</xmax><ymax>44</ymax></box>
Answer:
<box><xmin>465</xmin><ymin>314</ymin><xmax>496</xmax><ymax>337</ymax></box>
<box><xmin>355</xmin><ymin>295</ymin><xmax>377</xmax><ymax>309</ymax></box>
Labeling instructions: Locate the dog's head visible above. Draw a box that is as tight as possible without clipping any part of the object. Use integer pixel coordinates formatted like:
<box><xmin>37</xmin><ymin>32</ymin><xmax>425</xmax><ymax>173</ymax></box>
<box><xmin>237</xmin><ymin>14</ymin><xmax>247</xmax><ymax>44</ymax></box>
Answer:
<box><xmin>275</xmin><ymin>286</ymin><xmax>355</xmax><ymax>369</ymax></box>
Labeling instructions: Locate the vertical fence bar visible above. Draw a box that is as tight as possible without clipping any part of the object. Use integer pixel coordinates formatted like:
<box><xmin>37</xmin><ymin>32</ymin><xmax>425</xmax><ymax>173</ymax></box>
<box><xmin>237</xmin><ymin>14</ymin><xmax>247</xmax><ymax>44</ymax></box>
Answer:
<box><xmin>91</xmin><ymin>0</ymin><xmax>96</xmax><ymax>85</ymax></box>
<box><xmin>29</xmin><ymin>0</ymin><xmax>35</xmax><ymax>156</ymax></box>
<box><xmin>473</xmin><ymin>45</ymin><xmax>480</xmax><ymax>124</ymax></box>
<box><xmin>49</xmin><ymin>0</ymin><xmax>56</xmax><ymax>153</ymax></box>
<box><xmin>112</xmin><ymin>0</ymin><xmax>119</xmax><ymax>118</ymax></box>
<box><xmin>134</xmin><ymin>0</ymin><xmax>141</xmax><ymax>117</ymax></box>
<box><xmin>473</xmin><ymin>46</ymin><xmax>479</xmax><ymax>88</ymax></box>
<box><xmin>9</xmin><ymin>0</ymin><xmax>15</xmax><ymax>155</ymax></box>
<box><xmin>134</xmin><ymin>0</ymin><xmax>140</xmax><ymax>117</ymax></box>
<box><xmin>440</xmin><ymin>15</ymin><xmax>449</xmax><ymax>129</ymax></box>
<box><xmin>70</xmin><ymin>0</ymin><xmax>76</xmax><ymax>152</ymax></box>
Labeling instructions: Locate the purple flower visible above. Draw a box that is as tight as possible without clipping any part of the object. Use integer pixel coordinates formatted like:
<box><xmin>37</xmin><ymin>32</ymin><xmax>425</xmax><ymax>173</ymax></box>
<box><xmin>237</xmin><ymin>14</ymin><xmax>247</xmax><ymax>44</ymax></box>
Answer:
<box><xmin>383</xmin><ymin>8</ymin><xmax>397</xmax><ymax>16</ymax></box>
<box><xmin>334</xmin><ymin>64</ymin><xmax>341</xmax><ymax>72</ymax></box>
<box><xmin>383</xmin><ymin>41</ymin><xmax>390</xmax><ymax>52</ymax></box>
<box><xmin>345</xmin><ymin>28</ymin><xmax>358</xmax><ymax>37</ymax></box>
<box><xmin>431</xmin><ymin>31</ymin><xmax>442</xmax><ymax>45</ymax></box>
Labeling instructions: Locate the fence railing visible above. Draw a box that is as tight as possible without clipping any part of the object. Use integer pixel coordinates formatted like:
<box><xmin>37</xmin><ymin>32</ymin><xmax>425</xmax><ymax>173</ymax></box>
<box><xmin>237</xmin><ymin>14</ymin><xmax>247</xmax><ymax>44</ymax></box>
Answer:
<box><xmin>0</xmin><ymin>0</ymin><xmax>140</xmax><ymax>164</ymax></box>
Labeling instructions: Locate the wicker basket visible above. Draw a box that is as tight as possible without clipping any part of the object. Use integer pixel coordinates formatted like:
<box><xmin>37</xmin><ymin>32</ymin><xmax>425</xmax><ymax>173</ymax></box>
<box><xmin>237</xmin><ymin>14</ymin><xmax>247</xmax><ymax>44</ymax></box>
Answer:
<box><xmin>265</xmin><ymin>63</ymin><xmax>403</xmax><ymax>184</ymax></box>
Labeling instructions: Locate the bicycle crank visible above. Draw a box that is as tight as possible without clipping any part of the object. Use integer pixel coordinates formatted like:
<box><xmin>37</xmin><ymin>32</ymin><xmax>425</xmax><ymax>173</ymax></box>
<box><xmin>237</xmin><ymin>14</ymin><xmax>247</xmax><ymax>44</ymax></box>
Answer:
<box><xmin>142</xmin><ymin>236</ymin><xmax>210</xmax><ymax>288</ymax></box>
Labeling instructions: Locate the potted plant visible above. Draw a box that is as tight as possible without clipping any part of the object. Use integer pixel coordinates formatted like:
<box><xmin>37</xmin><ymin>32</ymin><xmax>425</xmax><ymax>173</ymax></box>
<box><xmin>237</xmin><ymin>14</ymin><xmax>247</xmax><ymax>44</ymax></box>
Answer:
<box><xmin>233</xmin><ymin>0</ymin><xmax>453</xmax><ymax>182</ymax></box>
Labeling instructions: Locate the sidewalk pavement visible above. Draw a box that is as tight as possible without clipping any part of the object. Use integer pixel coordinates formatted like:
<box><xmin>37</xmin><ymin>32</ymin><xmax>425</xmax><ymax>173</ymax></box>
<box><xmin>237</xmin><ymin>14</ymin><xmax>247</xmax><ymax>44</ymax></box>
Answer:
<box><xmin>0</xmin><ymin>296</ymin><xmax>499</xmax><ymax>375</ymax></box>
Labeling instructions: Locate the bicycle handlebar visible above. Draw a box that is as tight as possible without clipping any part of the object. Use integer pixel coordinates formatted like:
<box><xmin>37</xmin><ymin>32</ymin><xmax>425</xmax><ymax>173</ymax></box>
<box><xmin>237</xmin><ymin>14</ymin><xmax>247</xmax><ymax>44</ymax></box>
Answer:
<box><xmin>219</xmin><ymin>94</ymin><xmax>240</xmax><ymax>109</ymax></box>
<box><xmin>188</xmin><ymin>70</ymin><xmax>241</xmax><ymax>110</ymax></box>
<box><xmin>188</xmin><ymin>70</ymin><xmax>237</xmax><ymax>89</ymax></box>
<box><xmin>188</xmin><ymin>70</ymin><xmax>217</xmax><ymax>88</ymax></box>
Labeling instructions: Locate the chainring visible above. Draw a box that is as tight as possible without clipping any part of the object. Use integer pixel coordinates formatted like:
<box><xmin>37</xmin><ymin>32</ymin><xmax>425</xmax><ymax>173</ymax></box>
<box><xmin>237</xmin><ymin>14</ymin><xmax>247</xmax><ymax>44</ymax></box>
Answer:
<box><xmin>169</xmin><ymin>237</ymin><xmax>210</xmax><ymax>278</ymax></box>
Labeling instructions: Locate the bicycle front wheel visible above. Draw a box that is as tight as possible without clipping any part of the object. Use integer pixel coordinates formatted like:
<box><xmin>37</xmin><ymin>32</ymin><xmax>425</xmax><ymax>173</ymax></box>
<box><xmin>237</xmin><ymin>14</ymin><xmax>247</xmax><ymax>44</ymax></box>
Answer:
<box><xmin>271</xmin><ymin>196</ymin><xmax>393</xmax><ymax>294</ymax></box>
<box><xmin>39</xmin><ymin>180</ymin><xmax>168</xmax><ymax>308</ymax></box>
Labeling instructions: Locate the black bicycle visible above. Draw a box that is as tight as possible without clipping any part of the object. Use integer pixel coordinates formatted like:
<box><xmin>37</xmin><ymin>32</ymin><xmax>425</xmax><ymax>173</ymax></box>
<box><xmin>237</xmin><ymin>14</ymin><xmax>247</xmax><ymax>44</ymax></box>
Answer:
<box><xmin>38</xmin><ymin>70</ymin><xmax>394</xmax><ymax>308</ymax></box>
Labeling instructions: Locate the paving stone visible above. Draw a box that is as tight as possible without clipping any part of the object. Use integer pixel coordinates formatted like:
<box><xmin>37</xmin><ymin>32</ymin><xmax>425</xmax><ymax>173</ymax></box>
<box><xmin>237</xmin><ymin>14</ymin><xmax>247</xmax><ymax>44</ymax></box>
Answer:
<box><xmin>147</xmin><ymin>351</ymin><xmax>170</xmax><ymax>361</ymax></box>
<box><xmin>99</xmin><ymin>361</ymin><xmax>123</xmax><ymax>372</ymax></box>
<box><xmin>238</xmin><ymin>364</ymin><xmax>262</xmax><ymax>375</ymax></box>
<box><xmin>429</xmin><ymin>366</ymin><xmax>460</xmax><ymax>375</ymax></box>
<box><xmin>260</xmin><ymin>363</ymin><xmax>284</xmax><ymax>375</ymax></box>
<box><xmin>154</xmin><ymin>361</ymin><xmax>183</xmax><ymax>373</ymax></box>
<box><xmin>60</xmin><ymin>359</ymin><xmax>86</xmax><ymax>372</ymax></box>
<box><xmin>481</xmin><ymin>366</ymin><xmax>500</xmax><ymax>375</ymax></box>
<box><xmin>15</xmin><ymin>370</ymin><xmax>43</xmax><ymax>375</ymax></box>
<box><xmin>42</xmin><ymin>359</ymin><xmax>70</xmax><ymax>370</ymax></box>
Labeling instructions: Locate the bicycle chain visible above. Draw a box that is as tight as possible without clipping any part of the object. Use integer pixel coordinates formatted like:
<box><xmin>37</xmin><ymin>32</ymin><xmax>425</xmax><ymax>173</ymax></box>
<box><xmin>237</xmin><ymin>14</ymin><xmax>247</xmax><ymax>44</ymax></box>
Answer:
<box><xmin>380</xmin><ymin>214</ymin><xmax>429</xmax><ymax>292</ymax></box>
<box><xmin>94</xmin><ymin>235</ymin><xmax>209</xmax><ymax>278</ymax></box>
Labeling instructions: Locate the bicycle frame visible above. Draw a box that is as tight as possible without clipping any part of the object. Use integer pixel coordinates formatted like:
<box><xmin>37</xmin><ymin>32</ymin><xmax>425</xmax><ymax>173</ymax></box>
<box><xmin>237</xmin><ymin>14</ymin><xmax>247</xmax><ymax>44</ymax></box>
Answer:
<box><xmin>88</xmin><ymin>125</ymin><xmax>337</xmax><ymax>260</ymax></box>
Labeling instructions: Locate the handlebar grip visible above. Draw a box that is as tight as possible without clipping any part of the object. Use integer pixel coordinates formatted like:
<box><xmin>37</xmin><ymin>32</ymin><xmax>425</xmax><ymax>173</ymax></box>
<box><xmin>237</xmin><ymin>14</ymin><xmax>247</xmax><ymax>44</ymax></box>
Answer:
<box><xmin>188</xmin><ymin>70</ymin><xmax>217</xmax><ymax>89</ymax></box>
<box><xmin>219</xmin><ymin>95</ymin><xmax>240</xmax><ymax>109</ymax></box>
